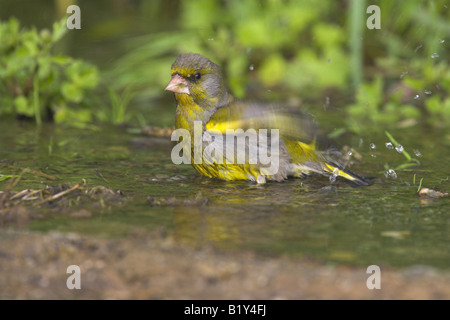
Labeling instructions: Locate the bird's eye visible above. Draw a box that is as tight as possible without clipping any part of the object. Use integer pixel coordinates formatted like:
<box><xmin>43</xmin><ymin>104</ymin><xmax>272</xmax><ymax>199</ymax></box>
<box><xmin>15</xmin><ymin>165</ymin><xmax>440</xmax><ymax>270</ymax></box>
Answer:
<box><xmin>194</xmin><ymin>73</ymin><xmax>201</xmax><ymax>81</ymax></box>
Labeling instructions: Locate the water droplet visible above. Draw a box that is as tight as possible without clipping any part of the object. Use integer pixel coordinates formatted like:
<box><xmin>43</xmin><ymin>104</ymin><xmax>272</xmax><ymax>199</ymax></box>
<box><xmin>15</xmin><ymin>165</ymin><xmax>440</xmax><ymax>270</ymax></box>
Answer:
<box><xmin>395</xmin><ymin>144</ymin><xmax>404</xmax><ymax>153</ymax></box>
<box><xmin>323</xmin><ymin>96</ymin><xmax>330</xmax><ymax>110</ymax></box>
<box><xmin>414</xmin><ymin>149</ymin><xmax>422</xmax><ymax>157</ymax></box>
<box><xmin>370</xmin><ymin>154</ymin><xmax>377</xmax><ymax>158</ymax></box>
<box><xmin>431</xmin><ymin>53</ymin><xmax>440</xmax><ymax>58</ymax></box>
<box><xmin>384</xmin><ymin>169</ymin><xmax>398</xmax><ymax>179</ymax></box>
<box><xmin>369</xmin><ymin>143</ymin><xmax>376</xmax><ymax>150</ymax></box>
<box><xmin>400</xmin><ymin>71</ymin><xmax>408</xmax><ymax>79</ymax></box>
<box><xmin>385</xmin><ymin>142</ymin><xmax>393</xmax><ymax>149</ymax></box>
<box><xmin>249</xmin><ymin>64</ymin><xmax>254</xmax><ymax>71</ymax></box>
<box><xmin>207</xmin><ymin>38</ymin><xmax>214</xmax><ymax>41</ymax></box>
<box><xmin>329</xmin><ymin>168</ymin><xmax>340</xmax><ymax>183</ymax></box>
<box><xmin>424</xmin><ymin>90</ymin><xmax>432</xmax><ymax>95</ymax></box>
<box><xmin>414</xmin><ymin>94</ymin><xmax>420</xmax><ymax>99</ymax></box>
<box><xmin>347</xmin><ymin>151</ymin><xmax>353</xmax><ymax>156</ymax></box>
<box><xmin>439</xmin><ymin>39</ymin><xmax>445</xmax><ymax>43</ymax></box>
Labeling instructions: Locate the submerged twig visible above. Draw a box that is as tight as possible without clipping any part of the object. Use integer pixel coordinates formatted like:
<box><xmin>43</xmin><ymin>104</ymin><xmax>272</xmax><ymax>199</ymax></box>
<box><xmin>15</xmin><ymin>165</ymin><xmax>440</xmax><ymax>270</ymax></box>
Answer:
<box><xmin>22</xmin><ymin>189</ymin><xmax>41</xmax><ymax>200</ymax></box>
<box><xmin>34</xmin><ymin>184</ymin><xmax>80</xmax><ymax>206</ymax></box>
<box><xmin>9</xmin><ymin>189</ymin><xmax>31</xmax><ymax>200</ymax></box>
<box><xmin>0</xmin><ymin>169</ymin><xmax>26</xmax><ymax>207</ymax></box>
<box><xmin>26</xmin><ymin>168</ymin><xmax>60</xmax><ymax>181</ymax></box>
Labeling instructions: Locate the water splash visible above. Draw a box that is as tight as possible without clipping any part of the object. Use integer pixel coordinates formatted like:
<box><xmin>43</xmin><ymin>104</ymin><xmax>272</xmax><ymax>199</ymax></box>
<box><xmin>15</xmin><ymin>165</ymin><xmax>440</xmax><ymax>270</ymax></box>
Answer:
<box><xmin>414</xmin><ymin>149</ymin><xmax>422</xmax><ymax>157</ymax></box>
<box><xmin>324</xmin><ymin>96</ymin><xmax>330</xmax><ymax>110</ymax></box>
<box><xmin>424</xmin><ymin>90</ymin><xmax>432</xmax><ymax>95</ymax></box>
<box><xmin>385</xmin><ymin>142</ymin><xmax>394</xmax><ymax>149</ymax></box>
<box><xmin>325</xmin><ymin>96</ymin><xmax>330</xmax><ymax>104</ymax></box>
<box><xmin>384</xmin><ymin>169</ymin><xmax>398</xmax><ymax>179</ymax></box>
<box><xmin>369</xmin><ymin>143</ymin><xmax>376</xmax><ymax>150</ymax></box>
<box><xmin>395</xmin><ymin>144</ymin><xmax>404</xmax><ymax>153</ymax></box>
<box><xmin>431</xmin><ymin>53</ymin><xmax>440</xmax><ymax>58</ymax></box>
<box><xmin>329</xmin><ymin>168</ymin><xmax>340</xmax><ymax>183</ymax></box>
<box><xmin>439</xmin><ymin>39</ymin><xmax>445</xmax><ymax>44</ymax></box>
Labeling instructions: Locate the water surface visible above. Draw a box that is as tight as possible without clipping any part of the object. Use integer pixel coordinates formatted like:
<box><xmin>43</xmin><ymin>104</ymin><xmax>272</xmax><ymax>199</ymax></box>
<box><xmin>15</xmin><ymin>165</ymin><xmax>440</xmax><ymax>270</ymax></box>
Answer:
<box><xmin>1</xmin><ymin>119</ymin><xmax>448</xmax><ymax>269</ymax></box>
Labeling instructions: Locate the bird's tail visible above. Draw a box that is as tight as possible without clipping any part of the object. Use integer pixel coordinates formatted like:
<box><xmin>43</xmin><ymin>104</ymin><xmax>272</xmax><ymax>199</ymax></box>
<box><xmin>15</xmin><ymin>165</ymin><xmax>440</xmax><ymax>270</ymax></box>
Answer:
<box><xmin>285</xmin><ymin>138</ymin><xmax>371</xmax><ymax>186</ymax></box>
<box><xmin>322</xmin><ymin>160</ymin><xmax>370</xmax><ymax>186</ymax></box>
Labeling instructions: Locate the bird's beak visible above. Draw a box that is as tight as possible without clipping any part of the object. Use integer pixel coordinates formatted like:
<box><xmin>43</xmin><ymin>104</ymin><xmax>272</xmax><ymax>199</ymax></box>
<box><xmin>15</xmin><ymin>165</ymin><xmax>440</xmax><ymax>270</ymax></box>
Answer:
<box><xmin>165</xmin><ymin>74</ymin><xmax>190</xmax><ymax>95</ymax></box>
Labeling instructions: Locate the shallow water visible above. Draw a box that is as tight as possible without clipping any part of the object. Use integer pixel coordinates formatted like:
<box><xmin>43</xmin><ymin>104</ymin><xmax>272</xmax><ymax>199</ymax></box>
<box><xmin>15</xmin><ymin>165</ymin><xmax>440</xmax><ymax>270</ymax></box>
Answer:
<box><xmin>0</xmin><ymin>118</ymin><xmax>448</xmax><ymax>269</ymax></box>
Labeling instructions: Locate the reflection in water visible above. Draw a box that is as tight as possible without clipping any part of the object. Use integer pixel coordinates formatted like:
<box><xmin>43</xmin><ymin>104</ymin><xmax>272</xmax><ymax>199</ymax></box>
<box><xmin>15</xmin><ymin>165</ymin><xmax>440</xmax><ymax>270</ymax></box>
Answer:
<box><xmin>0</xmin><ymin>122</ymin><xmax>449</xmax><ymax>268</ymax></box>
<box><xmin>173</xmin><ymin>206</ymin><xmax>241</xmax><ymax>248</ymax></box>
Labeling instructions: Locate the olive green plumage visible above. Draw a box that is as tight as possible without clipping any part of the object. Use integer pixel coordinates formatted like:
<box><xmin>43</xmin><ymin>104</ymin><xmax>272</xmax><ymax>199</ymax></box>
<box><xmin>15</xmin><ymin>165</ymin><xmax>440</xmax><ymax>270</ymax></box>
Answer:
<box><xmin>165</xmin><ymin>53</ymin><xmax>368</xmax><ymax>185</ymax></box>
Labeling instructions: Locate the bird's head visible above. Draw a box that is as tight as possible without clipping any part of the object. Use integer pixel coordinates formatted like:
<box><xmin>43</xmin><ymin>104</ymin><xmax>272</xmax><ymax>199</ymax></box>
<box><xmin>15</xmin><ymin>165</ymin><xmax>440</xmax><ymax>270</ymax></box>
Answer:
<box><xmin>165</xmin><ymin>53</ymin><xmax>230</xmax><ymax>111</ymax></box>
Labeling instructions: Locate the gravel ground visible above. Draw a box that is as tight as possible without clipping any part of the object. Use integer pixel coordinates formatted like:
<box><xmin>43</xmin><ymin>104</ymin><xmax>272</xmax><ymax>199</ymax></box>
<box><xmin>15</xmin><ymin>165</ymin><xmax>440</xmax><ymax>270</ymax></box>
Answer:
<box><xmin>0</xmin><ymin>230</ymin><xmax>448</xmax><ymax>300</ymax></box>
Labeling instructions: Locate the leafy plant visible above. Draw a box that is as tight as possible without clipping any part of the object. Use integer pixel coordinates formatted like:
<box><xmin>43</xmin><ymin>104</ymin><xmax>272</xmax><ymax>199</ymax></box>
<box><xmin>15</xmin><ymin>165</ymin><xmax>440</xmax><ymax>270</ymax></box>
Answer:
<box><xmin>104</xmin><ymin>0</ymin><xmax>449</xmax><ymax>131</ymax></box>
<box><xmin>0</xmin><ymin>18</ymin><xmax>99</xmax><ymax>125</ymax></box>
<box><xmin>106</xmin><ymin>0</ymin><xmax>349</xmax><ymax>101</ymax></box>
<box><xmin>346</xmin><ymin>0</ymin><xmax>450</xmax><ymax>131</ymax></box>
<box><xmin>106</xmin><ymin>86</ymin><xmax>135</xmax><ymax>125</ymax></box>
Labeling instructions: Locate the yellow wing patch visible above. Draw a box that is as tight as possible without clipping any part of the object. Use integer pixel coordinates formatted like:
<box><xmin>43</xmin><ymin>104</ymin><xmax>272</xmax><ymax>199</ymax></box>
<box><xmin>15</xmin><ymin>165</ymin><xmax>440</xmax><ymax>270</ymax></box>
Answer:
<box><xmin>324</xmin><ymin>163</ymin><xmax>358</xmax><ymax>182</ymax></box>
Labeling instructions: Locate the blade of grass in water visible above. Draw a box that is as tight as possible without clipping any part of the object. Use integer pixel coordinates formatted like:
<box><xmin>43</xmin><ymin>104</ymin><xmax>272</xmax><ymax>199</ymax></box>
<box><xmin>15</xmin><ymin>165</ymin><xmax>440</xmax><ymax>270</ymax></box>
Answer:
<box><xmin>417</xmin><ymin>177</ymin><xmax>423</xmax><ymax>192</ymax></box>
<box><xmin>385</xmin><ymin>131</ymin><xmax>412</xmax><ymax>162</ymax></box>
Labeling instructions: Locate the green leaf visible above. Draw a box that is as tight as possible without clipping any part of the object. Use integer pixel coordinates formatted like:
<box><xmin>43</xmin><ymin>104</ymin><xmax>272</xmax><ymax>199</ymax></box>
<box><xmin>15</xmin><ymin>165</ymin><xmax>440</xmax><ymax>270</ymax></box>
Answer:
<box><xmin>328</xmin><ymin>128</ymin><xmax>346</xmax><ymax>139</ymax></box>
<box><xmin>61</xmin><ymin>82</ymin><xmax>83</xmax><ymax>102</ymax></box>
<box><xmin>313</xmin><ymin>23</ymin><xmax>345</xmax><ymax>49</ymax></box>
<box><xmin>52</xmin><ymin>19</ymin><xmax>67</xmax><ymax>43</ymax></box>
<box><xmin>237</xmin><ymin>18</ymin><xmax>272</xmax><ymax>48</ymax></box>
<box><xmin>37</xmin><ymin>56</ymin><xmax>51</xmax><ymax>79</ymax></box>
<box><xmin>78</xmin><ymin>64</ymin><xmax>99</xmax><ymax>88</ymax></box>
<box><xmin>227</xmin><ymin>54</ymin><xmax>248</xmax><ymax>98</ymax></box>
<box><xmin>259</xmin><ymin>53</ymin><xmax>286</xmax><ymax>87</ymax></box>
<box><xmin>425</xmin><ymin>95</ymin><xmax>443</xmax><ymax>115</ymax></box>
<box><xmin>0</xmin><ymin>174</ymin><xmax>16</xmax><ymax>182</ymax></box>
<box><xmin>400</xmin><ymin>104</ymin><xmax>421</xmax><ymax>119</ymax></box>
<box><xmin>14</xmin><ymin>96</ymin><xmax>34</xmax><ymax>116</ymax></box>
<box><xmin>50</xmin><ymin>55</ymin><xmax>72</xmax><ymax>65</ymax></box>
<box><xmin>356</xmin><ymin>77</ymin><xmax>383</xmax><ymax>110</ymax></box>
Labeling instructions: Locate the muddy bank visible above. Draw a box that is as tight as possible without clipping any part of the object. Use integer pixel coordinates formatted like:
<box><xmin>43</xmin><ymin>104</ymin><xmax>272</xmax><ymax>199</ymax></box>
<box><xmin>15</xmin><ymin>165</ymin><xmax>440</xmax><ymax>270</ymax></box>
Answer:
<box><xmin>0</xmin><ymin>230</ymin><xmax>448</xmax><ymax>299</ymax></box>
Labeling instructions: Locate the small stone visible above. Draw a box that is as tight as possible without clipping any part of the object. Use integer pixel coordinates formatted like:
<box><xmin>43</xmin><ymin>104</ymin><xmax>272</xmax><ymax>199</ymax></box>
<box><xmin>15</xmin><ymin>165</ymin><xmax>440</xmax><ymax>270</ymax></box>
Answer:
<box><xmin>70</xmin><ymin>209</ymin><xmax>92</xmax><ymax>218</ymax></box>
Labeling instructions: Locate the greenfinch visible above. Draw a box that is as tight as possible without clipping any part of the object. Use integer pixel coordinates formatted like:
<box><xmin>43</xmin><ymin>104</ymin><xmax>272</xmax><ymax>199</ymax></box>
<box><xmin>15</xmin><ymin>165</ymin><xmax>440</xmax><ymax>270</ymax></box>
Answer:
<box><xmin>165</xmin><ymin>53</ymin><xmax>368</xmax><ymax>185</ymax></box>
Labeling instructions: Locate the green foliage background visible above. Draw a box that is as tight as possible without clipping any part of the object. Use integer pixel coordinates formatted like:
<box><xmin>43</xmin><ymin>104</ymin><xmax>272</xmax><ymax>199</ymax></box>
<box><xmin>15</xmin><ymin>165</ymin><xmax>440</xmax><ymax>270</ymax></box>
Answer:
<box><xmin>0</xmin><ymin>0</ymin><xmax>449</xmax><ymax>131</ymax></box>
<box><xmin>0</xmin><ymin>18</ymin><xmax>99</xmax><ymax>125</ymax></box>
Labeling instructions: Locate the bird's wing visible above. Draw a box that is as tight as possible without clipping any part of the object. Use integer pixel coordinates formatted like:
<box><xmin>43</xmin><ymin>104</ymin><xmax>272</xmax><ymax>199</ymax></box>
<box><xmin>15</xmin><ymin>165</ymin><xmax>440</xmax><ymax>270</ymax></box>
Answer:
<box><xmin>205</xmin><ymin>101</ymin><xmax>318</xmax><ymax>144</ymax></box>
